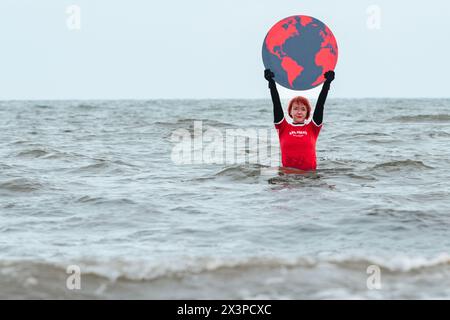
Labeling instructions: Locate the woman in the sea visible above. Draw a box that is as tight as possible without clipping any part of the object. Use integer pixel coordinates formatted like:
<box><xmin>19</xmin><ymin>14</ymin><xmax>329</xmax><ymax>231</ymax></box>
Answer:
<box><xmin>264</xmin><ymin>69</ymin><xmax>335</xmax><ymax>171</ymax></box>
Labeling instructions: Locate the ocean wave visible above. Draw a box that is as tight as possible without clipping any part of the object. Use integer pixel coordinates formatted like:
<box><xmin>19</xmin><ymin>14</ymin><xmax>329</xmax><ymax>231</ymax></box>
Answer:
<box><xmin>389</xmin><ymin>114</ymin><xmax>450</xmax><ymax>122</ymax></box>
<box><xmin>366</xmin><ymin>138</ymin><xmax>404</xmax><ymax>144</ymax></box>
<box><xmin>69</xmin><ymin>159</ymin><xmax>139</xmax><ymax>174</ymax></box>
<box><xmin>191</xmin><ymin>164</ymin><xmax>325</xmax><ymax>185</ymax></box>
<box><xmin>365</xmin><ymin>208</ymin><xmax>446</xmax><ymax>225</ymax></box>
<box><xmin>427</xmin><ymin>131</ymin><xmax>450</xmax><ymax>138</ymax></box>
<box><xmin>33</xmin><ymin>104</ymin><xmax>53</xmax><ymax>109</ymax></box>
<box><xmin>42</xmin><ymin>151</ymin><xmax>82</xmax><ymax>160</ymax></box>
<box><xmin>332</xmin><ymin>132</ymin><xmax>391</xmax><ymax>139</ymax></box>
<box><xmin>191</xmin><ymin>164</ymin><xmax>376</xmax><ymax>185</ymax></box>
<box><xmin>16</xmin><ymin>148</ymin><xmax>50</xmax><ymax>158</ymax></box>
<box><xmin>72</xmin><ymin>162</ymin><xmax>110</xmax><ymax>172</ymax></box>
<box><xmin>189</xmin><ymin>164</ymin><xmax>268</xmax><ymax>183</ymax></box>
<box><xmin>155</xmin><ymin>118</ymin><xmax>233</xmax><ymax>128</ymax></box>
<box><xmin>1</xmin><ymin>253</ymin><xmax>449</xmax><ymax>283</ymax></box>
<box><xmin>0</xmin><ymin>178</ymin><xmax>45</xmax><ymax>192</ymax></box>
<box><xmin>215</xmin><ymin>164</ymin><xmax>266</xmax><ymax>178</ymax></box>
<box><xmin>0</xmin><ymin>163</ymin><xmax>14</xmax><ymax>170</ymax></box>
<box><xmin>74</xmin><ymin>195</ymin><xmax>136</xmax><ymax>205</ymax></box>
<box><xmin>75</xmin><ymin>195</ymin><xmax>105</xmax><ymax>203</ymax></box>
<box><xmin>267</xmin><ymin>172</ymin><xmax>332</xmax><ymax>188</ymax></box>
<box><xmin>344</xmin><ymin>173</ymin><xmax>377</xmax><ymax>181</ymax></box>
<box><xmin>75</xmin><ymin>103</ymin><xmax>97</xmax><ymax>109</ymax></box>
<box><xmin>371</xmin><ymin>160</ymin><xmax>433</xmax><ymax>171</ymax></box>
<box><xmin>9</xmin><ymin>140</ymin><xmax>30</xmax><ymax>145</ymax></box>
<box><xmin>14</xmin><ymin>147</ymin><xmax>84</xmax><ymax>161</ymax></box>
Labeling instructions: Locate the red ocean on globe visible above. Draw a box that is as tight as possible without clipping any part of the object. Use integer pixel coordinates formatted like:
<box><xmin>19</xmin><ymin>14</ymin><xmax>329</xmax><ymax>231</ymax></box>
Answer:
<box><xmin>262</xmin><ymin>15</ymin><xmax>338</xmax><ymax>90</ymax></box>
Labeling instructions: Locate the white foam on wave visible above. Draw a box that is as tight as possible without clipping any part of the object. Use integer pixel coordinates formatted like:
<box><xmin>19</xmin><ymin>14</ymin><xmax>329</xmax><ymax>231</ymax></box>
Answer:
<box><xmin>364</xmin><ymin>253</ymin><xmax>450</xmax><ymax>272</ymax></box>
<box><xmin>2</xmin><ymin>253</ymin><xmax>450</xmax><ymax>282</ymax></box>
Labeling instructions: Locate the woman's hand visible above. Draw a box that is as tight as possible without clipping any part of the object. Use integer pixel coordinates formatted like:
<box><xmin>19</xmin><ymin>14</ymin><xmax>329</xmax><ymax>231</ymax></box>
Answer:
<box><xmin>324</xmin><ymin>70</ymin><xmax>335</xmax><ymax>83</ymax></box>
<box><xmin>264</xmin><ymin>69</ymin><xmax>275</xmax><ymax>82</ymax></box>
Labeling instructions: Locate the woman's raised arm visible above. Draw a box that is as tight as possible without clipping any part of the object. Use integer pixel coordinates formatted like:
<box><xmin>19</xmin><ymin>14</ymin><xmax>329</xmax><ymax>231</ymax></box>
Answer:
<box><xmin>264</xmin><ymin>69</ymin><xmax>284</xmax><ymax>123</ymax></box>
<box><xmin>312</xmin><ymin>70</ymin><xmax>335</xmax><ymax>126</ymax></box>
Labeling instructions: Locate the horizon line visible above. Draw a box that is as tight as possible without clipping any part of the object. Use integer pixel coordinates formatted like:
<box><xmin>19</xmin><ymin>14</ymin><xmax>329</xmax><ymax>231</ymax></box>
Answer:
<box><xmin>1</xmin><ymin>97</ymin><xmax>449</xmax><ymax>101</ymax></box>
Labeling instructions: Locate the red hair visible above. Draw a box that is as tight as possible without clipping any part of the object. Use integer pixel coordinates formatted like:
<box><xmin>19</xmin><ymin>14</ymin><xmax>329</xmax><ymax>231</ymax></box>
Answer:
<box><xmin>287</xmin><ymin>96</ymin><xmax>311</xmax><ymax>119</ymax></box>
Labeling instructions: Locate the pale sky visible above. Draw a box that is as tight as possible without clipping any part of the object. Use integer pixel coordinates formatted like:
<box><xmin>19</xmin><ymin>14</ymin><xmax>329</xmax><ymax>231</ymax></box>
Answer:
<box><xmin>0</xmin><ymin>0</ymin><xmax>449</xmax><ymax>99</ymax></box>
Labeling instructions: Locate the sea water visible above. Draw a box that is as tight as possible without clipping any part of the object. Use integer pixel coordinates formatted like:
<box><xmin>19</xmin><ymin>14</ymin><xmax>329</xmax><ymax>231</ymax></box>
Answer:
<box><xmin>0</xmin><ymin>99</ymin><xmax>449</xmax><ymax>299</ymax></box>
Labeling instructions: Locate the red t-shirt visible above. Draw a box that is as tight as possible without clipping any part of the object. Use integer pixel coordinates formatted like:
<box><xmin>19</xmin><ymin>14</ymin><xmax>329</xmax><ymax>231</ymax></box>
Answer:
<box><xmin>275</xmin><ymin>118</ymin><xmax>322</xmax><ymax>170</ymax></box>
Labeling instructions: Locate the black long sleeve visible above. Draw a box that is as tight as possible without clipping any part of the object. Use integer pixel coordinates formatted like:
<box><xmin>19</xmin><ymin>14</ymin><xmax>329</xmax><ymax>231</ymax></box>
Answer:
<box><xmin>312</xmin><ymin>81</ymin><xmax>331</xmax><ymax>125</ymax></box>
<box><xmin>269</xmin><ymin>80</ymin><xmax>284</xmax><ymax>123</ymax></box>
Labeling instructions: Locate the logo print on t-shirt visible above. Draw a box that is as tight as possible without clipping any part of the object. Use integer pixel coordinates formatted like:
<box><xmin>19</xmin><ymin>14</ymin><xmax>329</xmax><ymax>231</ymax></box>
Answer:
<box><xmin>289</xmin><ymin>130</ymin><xmax>307</xmax><ymax>137</ymax></box>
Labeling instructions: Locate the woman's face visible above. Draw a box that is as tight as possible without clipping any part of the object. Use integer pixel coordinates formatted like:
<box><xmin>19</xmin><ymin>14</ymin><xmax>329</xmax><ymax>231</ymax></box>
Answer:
<box><xmin>291</xmin><ymin>102</ymin><xmax>308</xmax><ymax>123</ymax></box>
